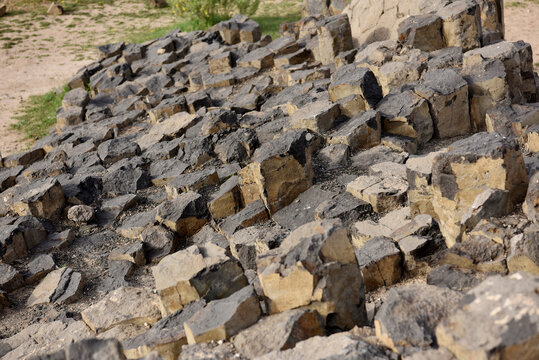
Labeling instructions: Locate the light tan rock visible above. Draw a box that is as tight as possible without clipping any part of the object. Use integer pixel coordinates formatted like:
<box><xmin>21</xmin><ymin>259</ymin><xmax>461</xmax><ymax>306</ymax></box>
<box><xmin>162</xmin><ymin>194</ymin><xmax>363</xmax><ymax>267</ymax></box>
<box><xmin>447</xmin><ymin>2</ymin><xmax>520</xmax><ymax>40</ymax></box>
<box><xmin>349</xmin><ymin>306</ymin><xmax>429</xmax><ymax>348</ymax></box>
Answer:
<box><xmin>27</xmin><ymin>268</ymin><xmax>83</xmax><ymax>306</ymax></box>
<box><xmin>184</xmin><ymin>285</ymin><xmax>261</xmax><ymax>344</ymax></box>
<box><xmin>347</xmin><ymin>175</ymin><xmax>408</xmax><ymax>213</ymax></box>
<box><xmin>256</xmin><ymin>219</ymin><xmax>367</xmax><ymax>330</ymax></box>
<box><xmin>239</xmin><ymin>129</ymin><xmax>319</xmax><ymax>214</ymax></box>
<box><xmin>355</xmin><ymin>236</ymin><xmax>403</xmax><ymax>291</ymax></box>
<box><xmin>437</xmin><ymin>0</ymin><xmax>482</xmax><ymax>52</ymax></box>
<box><xmin>377</xmin><ymin>90</ymin><xmax>433</xmax><ymax>145</ymax></box>
<box><xmin>317</xmin><ymin>14</ymin><xmax>353</xmax><ymax>65</ymax></box>
<box><xmin>431</xmin><ymin>133</ymin><xmax>529</xmax><ymax>247</ymax></box>
<box><xmin>328</xmin><ymin>110</ymin><xmax>381</xmax><ymax>152</ymax></box>
<box><xmin>415</xmin><ymin>68</ymin><xmax>471</xmax><ymax>138</ymax></box>
<box><xmin>436</xmin><ymin>272</ymin><xmax>539</xmax><ymax>360</ymax></box>
<box><xmin>151</xmin><ymin>243</ymin><xmax>248</xmax><ymax>315</ymax></box>
<box><xmin>81</xmin><ymin>287</ymin><xmax>162</xmax><ymax>334</ymax></box>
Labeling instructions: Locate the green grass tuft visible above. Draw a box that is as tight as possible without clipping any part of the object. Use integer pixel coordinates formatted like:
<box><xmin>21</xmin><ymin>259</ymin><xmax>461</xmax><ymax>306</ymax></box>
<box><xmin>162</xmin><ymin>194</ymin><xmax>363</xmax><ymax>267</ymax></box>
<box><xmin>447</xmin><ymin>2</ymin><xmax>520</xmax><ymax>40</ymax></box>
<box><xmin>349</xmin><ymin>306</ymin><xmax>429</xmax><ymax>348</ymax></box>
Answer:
<box><xmin>11</xmin><ymin>86</ymin><xmax>70</xmax><ymax>142</ymax></box>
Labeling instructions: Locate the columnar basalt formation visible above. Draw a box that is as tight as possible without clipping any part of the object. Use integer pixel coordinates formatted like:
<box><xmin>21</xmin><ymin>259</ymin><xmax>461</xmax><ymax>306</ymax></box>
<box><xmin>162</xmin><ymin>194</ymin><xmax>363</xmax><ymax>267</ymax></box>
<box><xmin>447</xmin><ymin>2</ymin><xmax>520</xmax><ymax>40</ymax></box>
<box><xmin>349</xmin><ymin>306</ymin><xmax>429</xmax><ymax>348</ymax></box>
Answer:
<box><xmin>1</xmin><ymin>4</ymin><xmax>538</xmax><ymax>360</ymax></box>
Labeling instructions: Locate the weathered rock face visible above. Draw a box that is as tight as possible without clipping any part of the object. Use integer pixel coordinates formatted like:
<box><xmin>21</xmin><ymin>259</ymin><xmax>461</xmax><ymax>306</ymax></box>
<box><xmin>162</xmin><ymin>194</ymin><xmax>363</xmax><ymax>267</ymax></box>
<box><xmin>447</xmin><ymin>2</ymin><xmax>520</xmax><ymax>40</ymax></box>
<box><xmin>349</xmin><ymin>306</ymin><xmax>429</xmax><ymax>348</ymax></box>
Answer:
<box><xmin>152</xmin><ymin>243</ymin><xmax>248</xmax><ymax>315</ymax></box>
<box><xmin>431</xmin><ymin>132</ymin><xmax>529</xmax><ymax>247</ymax></box>
<box><xmin>256</xmin><ymin>219</ymin><xmax>367</xmax><ymax>330</ymax></box>
<box><xmin>436</xmin><ymin>272</ymin><xmax>539</xmax><ymax>360</ymax></box>
<box><xmin>257</xmin><ymin>332</ymin><xmax>396</xmax><ymax>360</ymax></box>
<box><xmin>183</xmin><ymin>285</ymin><xmax>261</xmax><ymax>344</ymax></box>
<box><xmin>342</xmin><ymin>0</ymin><xmax>503</xmax><ymax>48</ymax></box>
<box><xmin>375</xmin><ymin>283</ymin><xmax>463</xmax><ymax>354</ymax></box>
<box><xmin>239</xmin><ymin>129</ymin><xmax>319</xmax><ymax>214</ymax></box>
<box><xmin>81</xmin><ymin>286</ymin><xmax>162</xmax><ymax>334</ymax></box>
<box><xmin>233</xmin><ymin>309</ymin><xmax>324</xmax><ymax>358</ymax></box>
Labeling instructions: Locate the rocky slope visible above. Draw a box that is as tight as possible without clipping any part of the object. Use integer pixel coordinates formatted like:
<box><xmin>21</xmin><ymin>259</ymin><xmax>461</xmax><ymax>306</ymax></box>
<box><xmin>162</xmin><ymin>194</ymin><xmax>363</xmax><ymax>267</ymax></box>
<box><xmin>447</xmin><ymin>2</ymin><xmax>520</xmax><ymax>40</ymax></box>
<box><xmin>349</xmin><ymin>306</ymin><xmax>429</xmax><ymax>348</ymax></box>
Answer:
<box><xmin>0</xmin><ymin>1</ymin><xmax>538</xmax><ymax>359</ymax></box>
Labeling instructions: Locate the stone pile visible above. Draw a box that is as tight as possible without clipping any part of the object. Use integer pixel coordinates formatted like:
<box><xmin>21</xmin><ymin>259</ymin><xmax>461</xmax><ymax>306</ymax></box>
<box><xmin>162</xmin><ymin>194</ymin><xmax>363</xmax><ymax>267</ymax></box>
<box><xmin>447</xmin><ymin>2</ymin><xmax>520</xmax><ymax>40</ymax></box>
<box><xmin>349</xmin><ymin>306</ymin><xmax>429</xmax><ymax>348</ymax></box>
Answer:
<box><xmin>0</xmin><ymin>2</ymin><xmax>538</xmax><ymax>359</ymax></box>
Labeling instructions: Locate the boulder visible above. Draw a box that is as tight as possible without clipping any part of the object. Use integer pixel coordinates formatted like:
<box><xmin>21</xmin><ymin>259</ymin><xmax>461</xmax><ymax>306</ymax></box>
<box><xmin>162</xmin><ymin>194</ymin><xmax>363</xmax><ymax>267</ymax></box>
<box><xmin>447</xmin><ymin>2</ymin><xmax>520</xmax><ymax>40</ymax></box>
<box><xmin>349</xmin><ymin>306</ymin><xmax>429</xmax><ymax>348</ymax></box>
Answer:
<box><xmin>347</xmin><ymin>174</ymin><xmax>408</xmax><ymax>213</ymax></box>
<box><xmin>415</xmin><ymin>68</ymin><xmax>471</xmax><ymax>138</ymax></box>
<box><xmin>27</xmin><ymin>268</ymin><xmax>84</xmax><ymax>306</ymax></box>
<box><xmin>377</xmin><ymin>90</ymin><xmax>433</xmax><ymax>145</ymax></box>
<box><xmin>523</xmin><ymin>172</ymin><xmax>539</xmax><ymax>223</ymax></box>
<box><xmin>355</xmin><ymin>236</ymin><xmax>403</xmax><ymax>291</ymax></box>
<box><xmin>233</xmin><ymin>309</ymin><xmax>324</xmax><ymax>358</ymax></box>
<box><xmin>0</xmin><ymin>263</ymin><xmax>24</xmax><ymax>293</ymax></box>
<box><xmin>437</xmin><ymin>0</ymin><xmax>482</xmax><ymax>52</ymax></box>
<box><xmin>155</xmin><ymin>191</ymin><xmax>208</xmax><ymax>236</ymax></box>
<box><xmin>317</xmin><ymin>14</ymin><xmax>353</xmax><ymax>65</ymax></box>
<box><xmin>151</xmin><ymin>243</ymin><xmax>248</xmax><ymax>315</ymax></box>
<box><xmin>436</xmin><ymin>272</ymin><xmax>539</xmax><ymax>360</ymax></box>
<box><xmin>397</xmin><ymin>14</ymin><xmax>444</xmax><ymax>52</ymax></box>
<box><xmin>328</xmin><ymin>65</ymin><xmax>383</xmax><ymax>108</ymax></box>
<box><xmin>122</xmin><ymin>300</ymin><xmax>205</xmax><ymax>359</ymax></box>
<box><xmin>257</xmin><ymin>332</ymin><xmax>396</xmax><ymax>360</ymax></box>
<box><xmin>431</xmin><ymin>133</ymin><xmax>529</xmax><ymax>246</ymax></box>
<box><xmin>184</xmin><ymin>285</ymin><xmax>261</xmax><ymax>344</ymax></box>
<box><xmin>328</xmin><ymin>110</ymin><xmax>381</xmax><ymax>151</ymax></box>
<box><xmin>256</xmin><ymin>219</ymin><xmax>367</xmax><ymax>329</ymax></box>
<box><xmin>375</xmin><ymin>283</ymin><xmax>462</xmax><ymax>354</ymax></box>
<box><xmin>81</xmin><ymin>286</ymin><xmax>161</xmax><ymax>334</ymax></box>
<box><xmin>239</xmin><ymin>129</ymin><xmax>319</xmax><ymax>214</ymax></box>
<box><xmin>290</xmin><ymin>99</ymin><xmax>340</xmax><ymax>133</ymax></box>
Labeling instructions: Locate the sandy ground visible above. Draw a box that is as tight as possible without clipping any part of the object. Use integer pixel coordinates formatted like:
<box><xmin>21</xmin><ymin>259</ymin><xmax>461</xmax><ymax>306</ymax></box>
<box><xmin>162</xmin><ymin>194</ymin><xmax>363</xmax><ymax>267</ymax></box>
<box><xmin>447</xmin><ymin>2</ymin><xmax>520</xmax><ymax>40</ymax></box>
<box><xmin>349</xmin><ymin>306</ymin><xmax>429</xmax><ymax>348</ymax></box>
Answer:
<box><xmin>0</xmin><ymin>0</ymin><xmax>176</xmax><ymax>155</ymax></box>
<box><xmin>0</xmin><ymin>1</ymin><xmax>538</xmax><ymax>156</ymax></box>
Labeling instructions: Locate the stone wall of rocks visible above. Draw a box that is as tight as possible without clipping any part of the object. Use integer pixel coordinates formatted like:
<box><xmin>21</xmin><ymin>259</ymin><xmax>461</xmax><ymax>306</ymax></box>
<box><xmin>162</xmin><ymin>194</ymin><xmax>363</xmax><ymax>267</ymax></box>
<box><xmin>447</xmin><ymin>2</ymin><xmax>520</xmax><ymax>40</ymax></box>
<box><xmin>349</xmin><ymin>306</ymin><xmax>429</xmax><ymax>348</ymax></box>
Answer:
<box><xmin>0</xmin><ymin>7</ymin><xmax>538</xmax><ymax>360</ymax></box>
<box><xmin>312</xmin><ymin>0</ymin><xmax>506</xmax><ymax>48</ymax></box>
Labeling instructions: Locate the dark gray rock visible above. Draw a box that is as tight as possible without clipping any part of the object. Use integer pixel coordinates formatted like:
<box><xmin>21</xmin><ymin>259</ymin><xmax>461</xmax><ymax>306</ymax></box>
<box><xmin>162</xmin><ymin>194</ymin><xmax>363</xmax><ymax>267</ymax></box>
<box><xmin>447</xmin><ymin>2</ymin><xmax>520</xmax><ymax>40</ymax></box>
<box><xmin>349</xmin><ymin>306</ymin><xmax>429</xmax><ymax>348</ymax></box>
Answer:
<box><xmin>140</xmin><ymin>225</ymin><xmax>178</xmax><ymax>263</ymax></box>
<box><xmin>0</xmin><ymin>263</ymin><xmax>24</xmax><ymax>293</ymax></box>
<box><xmin>97</xmin><ymin>138</ymin><xmax>141</xmax><ymax>167</ymax></box>
<box><xmin>374</xmin><ymin>283</ymin><xmax>462</xmax><ymax>354</ymax></box>
<box><xmin>427</xmin><ymin>264</ymin><xmax>485</xmax><ymax>291</ymax></box>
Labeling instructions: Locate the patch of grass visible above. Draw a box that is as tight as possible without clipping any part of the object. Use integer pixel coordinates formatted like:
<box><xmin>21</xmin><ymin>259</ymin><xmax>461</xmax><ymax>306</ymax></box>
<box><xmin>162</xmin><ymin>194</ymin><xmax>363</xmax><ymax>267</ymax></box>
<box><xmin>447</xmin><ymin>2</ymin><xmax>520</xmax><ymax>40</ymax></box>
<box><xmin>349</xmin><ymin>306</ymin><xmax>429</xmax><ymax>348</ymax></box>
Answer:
<box><xmin>253</xmin><ymin>12</ymin><xmax>301</xmax><ymax>39</ymax></box>
<box><xmin>506</xmin><ymin>1</ymin><xmax>527</xmax><ymax>7</ymax></box>
<box><xmin>11</xmin><ymin>86</ymin><xmax>69</xmax><ymax>142</ymax></box>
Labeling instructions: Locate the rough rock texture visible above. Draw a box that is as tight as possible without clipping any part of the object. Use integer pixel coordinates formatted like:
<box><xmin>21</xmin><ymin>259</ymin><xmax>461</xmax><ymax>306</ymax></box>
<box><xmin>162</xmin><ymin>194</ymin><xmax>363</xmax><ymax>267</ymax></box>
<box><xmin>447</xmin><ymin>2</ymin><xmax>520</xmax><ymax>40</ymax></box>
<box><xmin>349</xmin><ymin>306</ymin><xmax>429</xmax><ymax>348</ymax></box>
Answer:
<box><xmin>2</xmin><ymin>9</ymin><xmax>539</xmax><ymax>360</ymax></box>
<box><xmin>431</xmin><ymin>132</ymin><xmax>529</xmax><ymax>247</ymax></box>
<box><xmin>256</xmin><ymin>219</ymin><xmax>367</xmax><ymax>330</ymax></box>
<box><xmin>436</xmin><ymin>272</ymin><xmax>539</xmax><ymax>360</ymax></box>
<box><xmin>375</xmin><ymin>284</ymin><xmax>463</xmax><ymax>354</ymax></box>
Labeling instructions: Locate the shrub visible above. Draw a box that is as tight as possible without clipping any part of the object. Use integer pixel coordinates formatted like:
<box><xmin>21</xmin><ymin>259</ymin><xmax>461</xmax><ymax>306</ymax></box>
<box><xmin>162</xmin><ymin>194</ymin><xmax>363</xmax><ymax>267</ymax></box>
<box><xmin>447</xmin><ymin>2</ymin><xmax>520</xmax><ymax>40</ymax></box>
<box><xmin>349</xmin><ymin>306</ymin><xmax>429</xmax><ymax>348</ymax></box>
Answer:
<box><xmin>168</xmin><ymin>0</ymin><xmax>260</xmax><ymax>28</ymax></box>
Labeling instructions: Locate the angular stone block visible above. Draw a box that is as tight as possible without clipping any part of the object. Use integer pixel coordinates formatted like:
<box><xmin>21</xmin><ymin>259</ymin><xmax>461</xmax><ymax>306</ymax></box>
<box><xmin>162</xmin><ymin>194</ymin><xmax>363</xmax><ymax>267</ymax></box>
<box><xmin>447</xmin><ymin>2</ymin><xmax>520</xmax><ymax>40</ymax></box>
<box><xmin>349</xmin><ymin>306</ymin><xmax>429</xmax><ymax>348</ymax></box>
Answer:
<box><xmin>416</xmin><ymin>68</ymin><xmax>471</xmax><ymax>138</ymax></box>
<box><xmin>377</xmin><ymin>90</ymin><xmax>433</xmax><ymax>145</ymax></box>
<box><xmin>155</xmin><ymin>191</ymin><xmax>208</xmax><ymax>237</ymax></box>
<box><xmin>347</xmin><ymin>175</ymin><xmax>408</xmax><ymax>213</ymax></box>
<box><xmin>317</xmin><ymin>14</ymin><xmax>353</xmax><ymax>65</ymax></box>
<box><xmin>437</xmin><ymin>0</ymin><xmax>482</xmax><ymax>52</ymax></box>
<box><xmin>328</xmin><ymin>64</ymin><xmax>383</xmax><ymax>108</ymax></box>
<box><xmin>239</xmin><ymin>129</ymin><xmax>319</xmax><ymax>214</ymax></box>
<box><xmin>256</xmin><ymin>219</ymin><xmax>367</xmax><ymax>330</ymax></box>
<box><xmin>328</xmin><ymin>110</ymin><xmax>381</xmax><ymax>152</ymax></box>
<box><xmin>184</xmin><ymin>285</ymin><xmax>261</xmax><ymax>344</ymax></box>
<box><xmin>81</xmin><ymin>286</ymin><xmax>161</xmax><ymax>334</ymax></box>
<box><xmin>233</xmin><ymin>309</ymin><xmax>324</xmax><ymax>358</ymax></box>
<box><xmin>151</xmin><ymin>243</ymin><xmax>248</xmax><ymax>315</ymax></box>
<box><xmin>375</xmin><ymin>283</ymin><xmax>462</xmax><ymax>354</ymax></box>
<box><xmin>397</xmin><ymin>14</ymin><xmax>444</xmax><ymax>52</ymax></box>
<box><xmin>355</xmin><ymin>236</ymin><xmax>403</xmax><ymax>291</ymax></box>
<box><xmin>27</xmin><ymin>268</ymin><xmax>83</xmax><ymax>306</ymax></box>
<box><xmin>436</xmin><ymin>272</ymin><xmax>539</xmax><ymax>360</ymax></box>
<box><xmin>431</xmin><ymin>132</ymin><xmax>529</xmax><ymax>246</ymax></box>
<box><xmin>290</xmin><ymin>99</ymin><xmax>340</xmax><ymax>133</ymax></box>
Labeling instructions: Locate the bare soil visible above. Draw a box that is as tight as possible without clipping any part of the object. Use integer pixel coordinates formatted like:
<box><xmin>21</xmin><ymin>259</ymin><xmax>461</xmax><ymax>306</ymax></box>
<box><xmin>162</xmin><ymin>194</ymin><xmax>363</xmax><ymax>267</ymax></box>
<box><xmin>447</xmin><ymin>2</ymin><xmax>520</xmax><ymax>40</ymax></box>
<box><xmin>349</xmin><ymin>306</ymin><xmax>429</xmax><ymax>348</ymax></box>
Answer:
<box><xmin>0</xmin><ymin>0</ymin><xmax>176</xmax><ymax>156</ymax></box>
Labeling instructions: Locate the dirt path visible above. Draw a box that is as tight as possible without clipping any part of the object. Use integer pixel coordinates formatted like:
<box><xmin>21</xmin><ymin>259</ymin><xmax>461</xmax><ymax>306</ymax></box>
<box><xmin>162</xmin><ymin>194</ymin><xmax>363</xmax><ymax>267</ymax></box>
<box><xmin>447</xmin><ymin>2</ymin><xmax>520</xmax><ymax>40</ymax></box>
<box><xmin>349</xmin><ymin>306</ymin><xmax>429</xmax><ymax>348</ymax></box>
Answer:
<box><xmin>0</xmin><ymin>0</ymin><xmax>176</xmax><ymax>155</ymax></box>
<box><xmin>0</xmin><ymin>0</ymin><xmax>538</xmax><ymax>156</ymax></box>
<box><xmin>504</xmin><ymin>1</ymin><xmax>539</xmax><ymax>66</ymax></box>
